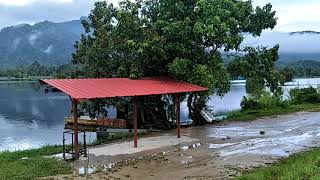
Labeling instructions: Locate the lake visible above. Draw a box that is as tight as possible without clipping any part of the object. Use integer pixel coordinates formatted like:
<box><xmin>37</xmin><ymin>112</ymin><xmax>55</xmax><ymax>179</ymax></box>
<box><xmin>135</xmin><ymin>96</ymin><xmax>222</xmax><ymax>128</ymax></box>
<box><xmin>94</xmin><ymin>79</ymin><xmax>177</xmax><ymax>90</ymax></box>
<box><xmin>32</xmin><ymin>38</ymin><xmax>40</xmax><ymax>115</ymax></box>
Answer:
<box><xmin>0</xmin><ymin>78</ymin><xmax>319</xmax><ymax>151</ymax></box>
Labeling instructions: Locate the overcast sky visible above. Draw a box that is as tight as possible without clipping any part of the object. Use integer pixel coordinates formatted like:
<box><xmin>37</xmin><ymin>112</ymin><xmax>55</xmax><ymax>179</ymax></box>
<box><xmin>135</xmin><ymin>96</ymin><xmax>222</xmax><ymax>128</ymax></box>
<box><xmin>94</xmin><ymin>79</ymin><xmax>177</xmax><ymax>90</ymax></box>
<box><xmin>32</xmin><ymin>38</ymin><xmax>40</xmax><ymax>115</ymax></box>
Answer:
<box><xmin>0</xmin><ymin>0</ymin><xmax>319</xmax><ymax>32</ymax></box>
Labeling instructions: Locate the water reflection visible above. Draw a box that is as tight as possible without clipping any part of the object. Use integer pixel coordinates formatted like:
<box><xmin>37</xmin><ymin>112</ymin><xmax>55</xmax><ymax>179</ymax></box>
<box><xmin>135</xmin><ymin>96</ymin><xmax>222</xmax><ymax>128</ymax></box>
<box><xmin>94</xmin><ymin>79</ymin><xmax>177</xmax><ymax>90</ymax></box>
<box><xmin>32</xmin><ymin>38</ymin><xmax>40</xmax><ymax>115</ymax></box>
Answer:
<box><xmin>0</xmin><ymin>81</ymin><xmax>72</xmax><ymax>151</ymax></box>
<box><xmin>208</xmin><ymin>84</ymin><xmax>247</xmax><ymax>114</ymax></box>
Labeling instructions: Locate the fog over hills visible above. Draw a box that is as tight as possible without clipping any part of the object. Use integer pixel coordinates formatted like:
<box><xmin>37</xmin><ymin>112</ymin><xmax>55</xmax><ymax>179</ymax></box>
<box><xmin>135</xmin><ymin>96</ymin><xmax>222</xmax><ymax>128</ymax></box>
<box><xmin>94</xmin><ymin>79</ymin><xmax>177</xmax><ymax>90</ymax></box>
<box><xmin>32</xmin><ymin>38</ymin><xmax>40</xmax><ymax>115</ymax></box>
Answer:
<box><xmin>0</xmin><ymin>19</ymin><xmax>320</xmax><ymax>67</ymax></box>
<box><xmin>0</xmin><ymin>19</ymin><xmax>84</xmax><ymax>67</ymax></box>
<box><xmin>243</xmin><ymin>31</ymin><xmax>320</xmax><ymax>62</ymax></box>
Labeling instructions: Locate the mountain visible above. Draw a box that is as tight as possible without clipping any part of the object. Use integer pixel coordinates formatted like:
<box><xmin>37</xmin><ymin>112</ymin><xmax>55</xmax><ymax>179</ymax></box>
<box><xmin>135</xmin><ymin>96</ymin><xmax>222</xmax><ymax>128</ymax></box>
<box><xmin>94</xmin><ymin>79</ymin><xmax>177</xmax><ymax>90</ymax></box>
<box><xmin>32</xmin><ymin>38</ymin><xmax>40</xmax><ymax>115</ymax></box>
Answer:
<box><xmin>243</xmin><ymin>31</ymin><xmax>320</xmax><ymax>63</ymax></box>
<box><xmin>289</xmin><ymin>31</ymin><xmax>320</xmax><ymax>35</ymax></box>
<box><xmin>1</xmin><ymin>17</ymin><xmax>320</xmax><ymax>67</ymax></box>
<box><xmin>0</xmin><ymin>19</ymin><xmax>84</xmax><ymax>67</ymax></box>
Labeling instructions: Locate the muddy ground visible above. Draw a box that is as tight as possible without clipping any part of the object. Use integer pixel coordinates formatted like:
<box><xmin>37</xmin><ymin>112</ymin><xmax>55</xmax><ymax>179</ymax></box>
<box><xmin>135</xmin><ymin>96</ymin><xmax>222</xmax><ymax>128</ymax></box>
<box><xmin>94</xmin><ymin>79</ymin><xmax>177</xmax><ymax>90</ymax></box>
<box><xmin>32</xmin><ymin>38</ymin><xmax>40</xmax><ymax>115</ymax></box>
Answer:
<box><xmin>45</xmin><ymin>111</ymin><xmax>320</xmax><ymax>180</ymax></box>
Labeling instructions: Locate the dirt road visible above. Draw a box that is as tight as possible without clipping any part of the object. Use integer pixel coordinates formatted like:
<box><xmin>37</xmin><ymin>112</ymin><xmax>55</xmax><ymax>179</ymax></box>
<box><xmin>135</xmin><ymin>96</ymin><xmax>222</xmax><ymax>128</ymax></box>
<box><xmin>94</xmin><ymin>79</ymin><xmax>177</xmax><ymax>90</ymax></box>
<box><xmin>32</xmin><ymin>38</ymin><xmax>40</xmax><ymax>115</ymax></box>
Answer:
<box><xmin>49</xmin><ymin>111</ymin><xmax>320</xmax><ymax>179</ymax></box>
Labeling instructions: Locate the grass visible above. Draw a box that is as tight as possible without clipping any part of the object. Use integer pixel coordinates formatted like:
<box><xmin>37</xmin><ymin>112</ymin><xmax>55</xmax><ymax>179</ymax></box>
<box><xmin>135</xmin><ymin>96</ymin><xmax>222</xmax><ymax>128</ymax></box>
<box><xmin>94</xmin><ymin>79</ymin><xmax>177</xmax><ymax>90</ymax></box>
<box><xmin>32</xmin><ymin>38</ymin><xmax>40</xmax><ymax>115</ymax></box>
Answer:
<box><xmin>0</xmin><ymin>131</ymin><xmax>150</xmax><ymax>179</ymax></box>
<box><xmin>226</xmin><ymin>103</ymin><xmax>320</xmax><ymax>121</ymax></box>
<box><xmin>238</xmin><ymin>148</ymin><xmax>320</xmax><ymax>179</ymax></box>
<box><xmin>0</xmin><ymin>145</ymin><xmax>72</xmax><ymax>180</ymax></box>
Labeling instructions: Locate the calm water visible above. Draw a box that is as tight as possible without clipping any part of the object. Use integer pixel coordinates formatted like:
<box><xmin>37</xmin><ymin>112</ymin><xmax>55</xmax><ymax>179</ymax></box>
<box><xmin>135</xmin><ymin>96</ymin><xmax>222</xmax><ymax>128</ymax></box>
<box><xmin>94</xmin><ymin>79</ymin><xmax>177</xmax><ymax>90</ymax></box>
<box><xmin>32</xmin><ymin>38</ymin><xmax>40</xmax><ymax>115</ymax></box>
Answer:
<box><xmin>0</xmin><ymin>78</ymin><xmax>318</xmax><ymax>151</ymax></box>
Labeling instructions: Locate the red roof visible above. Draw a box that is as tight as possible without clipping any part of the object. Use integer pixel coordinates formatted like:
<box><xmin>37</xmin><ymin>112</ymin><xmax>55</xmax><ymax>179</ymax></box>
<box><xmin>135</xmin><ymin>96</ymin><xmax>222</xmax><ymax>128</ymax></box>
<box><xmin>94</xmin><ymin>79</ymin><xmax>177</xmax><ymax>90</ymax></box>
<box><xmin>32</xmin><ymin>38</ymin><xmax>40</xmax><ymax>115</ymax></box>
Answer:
<box><xmin>41</xmin><ymin>77</ymin><xmax>208</xmax><ymax>100</ymax></box>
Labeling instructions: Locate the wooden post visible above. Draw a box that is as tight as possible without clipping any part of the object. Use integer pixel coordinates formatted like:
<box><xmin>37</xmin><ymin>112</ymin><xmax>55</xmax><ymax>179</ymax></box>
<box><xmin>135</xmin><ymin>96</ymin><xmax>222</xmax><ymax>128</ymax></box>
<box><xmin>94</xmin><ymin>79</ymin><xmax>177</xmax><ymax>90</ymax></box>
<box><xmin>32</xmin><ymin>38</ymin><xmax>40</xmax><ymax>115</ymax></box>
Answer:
<box><xmin>133</xmin><ymin>96</ymin><xmax>138</xmax><ymax>148</ymax></box>
<box><xmin>72</xmin><ymin>99</ymin><xmax>79</xmax><ymax>158</ymax></box>
<box><xmin>176</xmin><ymin>94</ymin><xmax>181</xmax><ymax>138</ymax></box>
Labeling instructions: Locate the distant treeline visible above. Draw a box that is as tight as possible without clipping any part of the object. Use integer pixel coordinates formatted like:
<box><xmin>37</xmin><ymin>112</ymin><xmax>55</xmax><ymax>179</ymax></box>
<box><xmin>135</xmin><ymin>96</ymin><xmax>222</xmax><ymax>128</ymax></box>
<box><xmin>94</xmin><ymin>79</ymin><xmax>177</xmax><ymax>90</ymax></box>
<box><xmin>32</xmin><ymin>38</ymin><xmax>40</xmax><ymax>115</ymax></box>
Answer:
<box><xmin>0</xmin><ymin>61</ymin><xmax>81</xmax><ymax>79</ymax></box>
<box><xmin>278</xmin><ymin>60</ymin><xmax>320</xmax><ymax>81</ymax></box>
<box><xmin>1</xmin><ymin>60</ymin><xmax>320</xmax><ymax>81</ymax></box>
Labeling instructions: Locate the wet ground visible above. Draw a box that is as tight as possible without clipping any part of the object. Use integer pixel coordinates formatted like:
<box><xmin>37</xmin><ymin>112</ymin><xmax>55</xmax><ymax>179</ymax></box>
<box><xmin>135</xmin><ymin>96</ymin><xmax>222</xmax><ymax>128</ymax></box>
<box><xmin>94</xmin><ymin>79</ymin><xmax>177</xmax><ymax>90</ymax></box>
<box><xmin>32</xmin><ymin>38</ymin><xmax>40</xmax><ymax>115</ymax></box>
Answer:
<box><xmin>46</xmin><ymin>111</ymin><xmax>320</xmax><ymax>180</ymax></box>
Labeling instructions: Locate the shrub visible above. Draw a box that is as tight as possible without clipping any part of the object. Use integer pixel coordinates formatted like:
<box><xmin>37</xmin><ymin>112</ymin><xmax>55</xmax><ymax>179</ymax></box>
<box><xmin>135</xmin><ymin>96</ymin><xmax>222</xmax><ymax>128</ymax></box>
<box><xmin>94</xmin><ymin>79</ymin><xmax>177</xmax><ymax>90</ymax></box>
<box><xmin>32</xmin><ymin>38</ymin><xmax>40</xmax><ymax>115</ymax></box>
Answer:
<box><xmin>289</xmin><ymin>87</ymin><xmax>320</xmax><ymax>104</ymax></box>
<box><xmin>241</xmin><ymin>92</ymin><xmax>288</xmax><ymax>111</ymax></box>
<box><xmin>241</xmin><ymin>96</ymin><xmax>261</xmax><ymax>110</ymax></box>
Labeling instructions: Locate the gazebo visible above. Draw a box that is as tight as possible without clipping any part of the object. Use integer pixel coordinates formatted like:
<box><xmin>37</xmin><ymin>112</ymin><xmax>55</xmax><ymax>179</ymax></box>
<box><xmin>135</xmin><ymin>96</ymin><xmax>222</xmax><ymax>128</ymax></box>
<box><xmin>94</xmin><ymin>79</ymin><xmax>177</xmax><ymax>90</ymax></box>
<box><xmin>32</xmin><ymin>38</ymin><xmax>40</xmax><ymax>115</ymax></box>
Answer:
<box><xmin>41</xmin><ymin>77</ymin><xmax>208</xmax><ymax>158</ymax></box>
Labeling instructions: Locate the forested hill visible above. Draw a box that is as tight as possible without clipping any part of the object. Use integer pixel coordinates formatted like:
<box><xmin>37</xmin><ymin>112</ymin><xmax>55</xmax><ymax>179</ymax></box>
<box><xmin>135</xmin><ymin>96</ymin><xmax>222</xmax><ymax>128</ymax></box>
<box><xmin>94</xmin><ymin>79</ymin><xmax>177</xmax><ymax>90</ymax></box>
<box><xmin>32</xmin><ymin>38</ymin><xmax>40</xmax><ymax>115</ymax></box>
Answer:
<box><xmin>1</xmin><ymin>18</ymin><xmax>320</xmax><ymax>67</ymax></box>
<box><xmin>0</xmin><ymin>18</ymin><xmax>84</xmax><ymax>67</ymax></box>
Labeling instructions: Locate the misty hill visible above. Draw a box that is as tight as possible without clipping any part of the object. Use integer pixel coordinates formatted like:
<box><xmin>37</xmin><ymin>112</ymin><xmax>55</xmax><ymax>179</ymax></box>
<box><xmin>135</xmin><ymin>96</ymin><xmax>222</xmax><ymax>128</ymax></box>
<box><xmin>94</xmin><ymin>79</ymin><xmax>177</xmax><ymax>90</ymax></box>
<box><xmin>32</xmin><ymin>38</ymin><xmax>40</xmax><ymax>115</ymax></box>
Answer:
<box><xmin>243</xmin><ymin>31</ymin><xmax>320</xmax><ymax>63</ymax></box>
<box><xmin>0</xmin><ymin>19</ymin><xmax>84</xmax><ymax>67</ymax></box>
<box><xmin>1</xmin><ymin>18</ymin><xmax>320</xmax><ymax>67</ymax></box>
<box><xmin>290</xmin><ymin>31</ymin><xmax>320</xmax><ymax>35</ymax></box>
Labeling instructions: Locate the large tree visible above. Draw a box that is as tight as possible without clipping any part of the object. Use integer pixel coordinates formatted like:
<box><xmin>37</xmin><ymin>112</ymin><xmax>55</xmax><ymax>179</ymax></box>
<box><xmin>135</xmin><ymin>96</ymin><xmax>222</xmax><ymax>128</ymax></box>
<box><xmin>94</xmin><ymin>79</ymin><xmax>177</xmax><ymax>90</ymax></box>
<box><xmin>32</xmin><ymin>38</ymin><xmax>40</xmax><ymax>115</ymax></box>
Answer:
<box><xmin>73</xmin><ymin>0</ymin><xmax>278</xmax><ymax>126</ymax></box>
<box><xmin>228</xmin><ymin>45</ymin><xmax>283</xmax><ymax>97</ymax></box>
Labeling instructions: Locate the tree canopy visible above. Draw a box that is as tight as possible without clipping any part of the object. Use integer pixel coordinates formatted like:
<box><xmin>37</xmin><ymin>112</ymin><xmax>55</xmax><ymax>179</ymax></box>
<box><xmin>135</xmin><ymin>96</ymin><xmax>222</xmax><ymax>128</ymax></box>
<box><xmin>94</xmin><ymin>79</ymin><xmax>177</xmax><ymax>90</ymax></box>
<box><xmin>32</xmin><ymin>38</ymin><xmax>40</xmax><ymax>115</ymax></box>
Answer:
<box><xmin>228</xmin><ymin>45</ymin><xmax>283</xmax><ymax>96</ymax></box>
<box><xmin>73</xmin><ymin>0</ymin><xmax>278</xmax><ymax>126</ymax></box>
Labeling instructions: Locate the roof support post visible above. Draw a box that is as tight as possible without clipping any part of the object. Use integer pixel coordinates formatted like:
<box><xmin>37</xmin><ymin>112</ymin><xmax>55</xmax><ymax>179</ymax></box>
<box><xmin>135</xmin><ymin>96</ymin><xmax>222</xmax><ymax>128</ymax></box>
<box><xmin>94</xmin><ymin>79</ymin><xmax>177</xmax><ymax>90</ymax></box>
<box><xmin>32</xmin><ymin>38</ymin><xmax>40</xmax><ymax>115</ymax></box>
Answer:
<box><xmin>72</xmin><ymin>98</ymin><xmax>79</xmax><ymax>158</ymax></box>
<box><xmin>133</xmin><ymin>96</ymin><xmax>138</xmax><ymax>148</ymax></box>
<box><xmin>176</xmin><ymin>94</ymin><xmax>181</xmax><ymax>138</ymax></box>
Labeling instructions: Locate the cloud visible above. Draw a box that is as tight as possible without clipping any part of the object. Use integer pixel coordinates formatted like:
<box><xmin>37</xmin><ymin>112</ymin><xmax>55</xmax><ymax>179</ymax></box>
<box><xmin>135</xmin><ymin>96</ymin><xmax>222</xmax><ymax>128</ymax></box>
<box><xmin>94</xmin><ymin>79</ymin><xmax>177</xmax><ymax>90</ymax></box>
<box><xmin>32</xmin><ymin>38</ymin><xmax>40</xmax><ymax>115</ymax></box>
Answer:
<box><xmin>253</xmin><ymin>0</ymin><xmax>320</xmax><ymax>32</ymax></box>
<box><xmin>1</xmin><ymin>0</ymin><xmax>320</xmax><ymax>32</ymax></box>
<box><xmin>0</xmin><ymin>0</ymin><xmax>96</xmax><ymax>29</ymax></box>
<box><xmin>29</xmin><ymin>31</ymin><xmax>42</xmax><ymax>45</ymax></box>
<box><xmin>276</xmin><ymin>3</ymin><xmax>320</xmax><ymax>31</ymax></box>
<box><xmin>44</xmin><ymin>45</ymin><xmax>53</xmax><ymax>54</ymax></box>
<box><xmin>0</xmin><ymin>0</ymin><xmax>73</xmax><ymax>6</ymax></box>
<box><xmin>12</xmin><ymin>38</ymin><xmax>21</xmax><ymax>50</ymax></box>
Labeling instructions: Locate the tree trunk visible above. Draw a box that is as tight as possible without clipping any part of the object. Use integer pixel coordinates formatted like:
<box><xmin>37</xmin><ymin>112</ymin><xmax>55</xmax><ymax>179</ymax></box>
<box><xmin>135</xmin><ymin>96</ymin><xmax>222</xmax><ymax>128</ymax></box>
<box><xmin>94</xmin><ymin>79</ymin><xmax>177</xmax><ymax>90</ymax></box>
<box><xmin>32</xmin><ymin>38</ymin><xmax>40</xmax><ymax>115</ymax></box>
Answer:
<box><xmin>140</xmin><ymin>96</ymin><xmax>172</xmax><ymax>130</ymax></box>
<box><xmin>187</xmin><ymin>93</ymin><xmax>207</xmax><ymax>126</ymax></box>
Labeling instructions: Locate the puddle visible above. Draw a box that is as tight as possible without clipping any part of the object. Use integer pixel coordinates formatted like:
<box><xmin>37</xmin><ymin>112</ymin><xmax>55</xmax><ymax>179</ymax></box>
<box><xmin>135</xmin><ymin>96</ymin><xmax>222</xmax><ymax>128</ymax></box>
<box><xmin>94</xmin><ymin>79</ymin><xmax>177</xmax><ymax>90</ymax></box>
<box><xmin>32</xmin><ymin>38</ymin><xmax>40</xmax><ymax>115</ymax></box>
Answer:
<box><xmin>218</xmin><ymin>133</ymin><xmax>313</xmax><ymax>157</ymax></box>
<box><xmin>208</xmin><ymin>126</ymin><xmax>280</xmax><ymax>138</ymax></box>
<box><xmin>180</xmin><ymin>142</ymin><xmax>201</xmax><ymax>151</ymax></box>
<box><xmin>78</xmin><ymin>166</ymin><xmax>96</xmax><ymax>175</ymax></box>
<box><xmin>199</xmin><ymin>112</ymin><xmax>320</xmax><ymax>159</ymax></box>
<box><xmin>269</xmin><ymin>149</ymin><xmax>289</xmax><ymax>157</ymax></box>
<box><xmin>181</xmin><ymin>155</ymin><xmax>193</xmax><ymax>165</ymax></box>
<box><xmin>181</xmin><ymin>146</ymin><xmax>189</xmax><ymax>151</ymax></box>
<box><xmin>208</xmin><ymin>143</ymin><xmax>236</xmax><ymax>149</ymax></box>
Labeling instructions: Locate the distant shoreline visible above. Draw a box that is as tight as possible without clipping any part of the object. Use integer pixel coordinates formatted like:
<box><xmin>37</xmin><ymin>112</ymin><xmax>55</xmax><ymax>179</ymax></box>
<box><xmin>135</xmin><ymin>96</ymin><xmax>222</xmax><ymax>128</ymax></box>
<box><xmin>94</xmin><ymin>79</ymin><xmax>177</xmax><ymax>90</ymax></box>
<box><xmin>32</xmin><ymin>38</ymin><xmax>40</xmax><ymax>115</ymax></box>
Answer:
<box><xmin>0</xmin><ymin>76</ymin><xmax>52</xmax><ymax>82</ymax></box>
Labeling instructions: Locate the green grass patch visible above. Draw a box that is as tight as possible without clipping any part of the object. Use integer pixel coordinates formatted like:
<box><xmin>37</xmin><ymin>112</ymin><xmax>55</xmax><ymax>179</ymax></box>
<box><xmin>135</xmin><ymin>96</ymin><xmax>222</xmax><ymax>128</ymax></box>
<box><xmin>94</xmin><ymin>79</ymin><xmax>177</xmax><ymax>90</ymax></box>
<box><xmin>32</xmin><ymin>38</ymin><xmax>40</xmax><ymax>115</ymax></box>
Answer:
<box><xmin>226</xmin><ymin>103</ymin><xmax>320</xmax><ymax>121</ymax></box>
<box><xmin>0</xmin><ymin>145</ymin><xmax>72</xmax><ymax>180</ymax></box>
<box><xmin>238</xmin><ymin>148</ymin><xmax>320</xmax><ymax>179</ymax></box>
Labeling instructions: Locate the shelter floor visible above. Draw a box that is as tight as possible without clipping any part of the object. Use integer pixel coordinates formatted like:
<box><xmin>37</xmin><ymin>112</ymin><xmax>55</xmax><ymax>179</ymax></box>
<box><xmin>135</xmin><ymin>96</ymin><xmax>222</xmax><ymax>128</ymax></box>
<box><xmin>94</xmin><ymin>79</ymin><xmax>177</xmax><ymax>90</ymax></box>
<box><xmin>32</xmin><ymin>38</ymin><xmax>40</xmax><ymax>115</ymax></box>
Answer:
<box><xmin>45</xmin><ymin>111</ymin><xmax>320</xmax><ymax>180</ymax></box>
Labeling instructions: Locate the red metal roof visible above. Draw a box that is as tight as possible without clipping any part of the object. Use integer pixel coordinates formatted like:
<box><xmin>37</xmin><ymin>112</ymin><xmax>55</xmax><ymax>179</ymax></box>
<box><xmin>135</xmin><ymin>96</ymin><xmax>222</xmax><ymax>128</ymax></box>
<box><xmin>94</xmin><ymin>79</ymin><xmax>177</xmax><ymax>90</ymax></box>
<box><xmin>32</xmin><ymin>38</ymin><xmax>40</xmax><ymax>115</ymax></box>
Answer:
<box><xmin>41</xmin><ymin>77</ymin><xmax>208</xmax><ymax>100</ymax></box>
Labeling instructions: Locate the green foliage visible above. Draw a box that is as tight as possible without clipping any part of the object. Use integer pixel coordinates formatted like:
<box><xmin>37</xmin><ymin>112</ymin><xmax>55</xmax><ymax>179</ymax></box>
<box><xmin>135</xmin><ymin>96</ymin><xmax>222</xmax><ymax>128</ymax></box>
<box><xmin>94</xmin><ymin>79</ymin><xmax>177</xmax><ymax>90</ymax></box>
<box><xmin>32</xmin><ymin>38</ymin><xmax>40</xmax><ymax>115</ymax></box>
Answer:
<box><xmin>238</xmin><ymin>148</ymin><xmax>320</xmax><ymax>179</ymax></box>
<box><xmin>239</xmin><ymin>87</ymin><xmax>320</xmax><ymax>113</ymax></box>
<box><xmin>228</xmin><ymin>45</ymin><xmax>284</xmax><ymax>97</ymax></box>
<box><xmin>0</xmin><ymin>61</ymin><xmax>81</xmax><ymax>78</ymax></box>
<box><xmin>72</xmin><ymin>0</ymin><xmax>277</xmax><ymax>126</ymax></box>
<box><xmin>240</xmin><ymin>92</ymin><xmax>288</xmax><ymax>111</ymax></box>
<box><xmin>0</xmin><ymin>145</ymin><xmax>71</xmax><ymax>179</ymax></box>
<box><xmin>227</xmin><ymin>103</ymin><xmax>320</xmax><ymax>122</ymax></box>
<box><xmin>240</xmin><ymin>96</ymin><xmax>261</xmax><ymax>110</ymax></box>
<box><xmin>245</xmin><ymin>77</ymin><xmax>265</xmax><ymax>96</ymax></box>
<box><xmin>279</xmin><ymin>66</ymin><xmax>294</xmax><ymax>82</ymax></box>
<box><xmin>289</xmin><ymin>87</ymin><xmax>320</xmax><ymax>104</ymax></box>
<box><xmin>277</xmin><ymin>60</ymin><xmax>320</xmax><ymax>78</ymax></box>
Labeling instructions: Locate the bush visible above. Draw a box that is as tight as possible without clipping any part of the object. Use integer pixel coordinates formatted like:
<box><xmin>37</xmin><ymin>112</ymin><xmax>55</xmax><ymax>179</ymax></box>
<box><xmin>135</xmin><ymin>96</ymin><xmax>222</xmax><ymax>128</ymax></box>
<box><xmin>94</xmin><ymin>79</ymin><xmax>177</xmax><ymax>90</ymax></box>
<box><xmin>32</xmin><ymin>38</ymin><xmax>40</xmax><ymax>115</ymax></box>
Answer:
<box><xmin>241</xmin><ymin>93</ymin><xmax>288</xmax><ymax>110</ymax></box>
<box><xmin>289</xmin><ymin>87</ymin><xmax>320</xmax><ymax>104</ymax></box>
<box><xmin>241</xmin><ymin>96</ymin><xmax>261</xmax><ymax>110</ymax></box>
